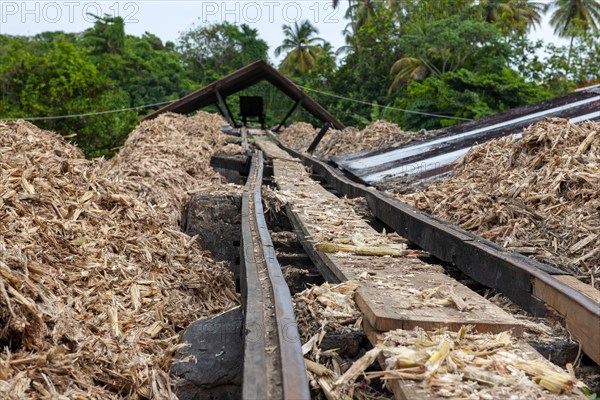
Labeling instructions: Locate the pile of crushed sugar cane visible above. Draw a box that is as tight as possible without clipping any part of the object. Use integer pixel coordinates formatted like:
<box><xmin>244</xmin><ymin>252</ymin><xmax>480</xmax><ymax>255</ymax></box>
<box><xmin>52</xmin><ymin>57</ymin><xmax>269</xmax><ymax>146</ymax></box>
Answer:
<box><xmin>0</xmin><ymin>119</ymin><xmax>238</xmax><ymax>398</ymax></box>
<box><xmin>278</xmin><ymin>120</ymin><xmax>440</xmax><ymax>158</ymax></box>
<box><xmin>294</xmin><ymin>281</ymin><xmax>361</xmax><ymax>344</ymax></box>
<box><xmin>370</xmin><ymin>326</ymin><xmax>585</xmax><ymax>399</ymax></box>
<box><xmin>102</xmin><ymin>112</ymin><xmax>241</xmax><ymax>225</ymax></box>
<box><xmin>401</xmin><ymin>118</ymin><xmax>600</xmax><ymax>284</ymax></box>
<box><xmin>277</xmin><ymin>122</ymin><xmax>319</xmax><ymax>152</ymax></box>
<box><xmin>293</xmin><ymin>282</ymin><xmax>386</xmax><ymax>399</ymax></box>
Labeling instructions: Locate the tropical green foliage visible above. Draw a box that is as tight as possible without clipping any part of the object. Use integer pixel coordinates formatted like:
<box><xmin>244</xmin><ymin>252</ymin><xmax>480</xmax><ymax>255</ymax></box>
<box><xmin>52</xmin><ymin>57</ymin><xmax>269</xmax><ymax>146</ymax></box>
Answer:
<box><xmin>178</xmin><ymin>22</ymin><xmax>268</xmax><ymax>82</ymax></box>
<box><xmin>0</xmin><ymin>31</ymin><xmax>138</xmax><ymax>157</ymax></box>
<box><xmin>396</xmin><ymin>68</ymin><xmax>551</xmax><ymax>130</ymax></box>
<box><xmin>390</xmin><ymin>17</ymin><xmax>507</xmax><ymax>91</ymax></box>
<box><xmin>316</xmin><ymin>0</ymin><xmax>598</xmax><ymax>129</ymax></box>
<box><xmin>549</xmin><ymin>0</ymin><xmax>600</xmax><ymax>69</ymax></box>
<box><xmin>550</xmin><ymin>0</ymin><xmax>600</xmax><ymax>36</ymax></box>
<box><xmin>476</xmin><ymin>0</ymin><xmax>547</xmax><ymax>33</ymax></box>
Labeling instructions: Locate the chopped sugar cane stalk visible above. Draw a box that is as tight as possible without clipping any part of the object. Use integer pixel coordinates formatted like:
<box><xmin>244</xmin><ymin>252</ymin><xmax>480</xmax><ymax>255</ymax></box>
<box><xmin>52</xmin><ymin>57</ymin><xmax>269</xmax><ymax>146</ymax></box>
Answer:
<box><xmin>365</xmin><ymin>368</ymin><xmax>426</xmax><ymax>381</ymax></box>
<box><xmin>317</xmin><ymin>375</ymin><xmax>347</xmax><ymax>400</ymax></box>
<box><xmin>534</xmin><ymin>371</ymin><xmax>578</xmax><ymax>395</ymax></box>
<box><xmin>382</xmin><ymin>346</ymin><xmax>429</xmax><ymax>369</ymax></box>
<box><xmin>305</xmin><ymin>358</ymin><xmax>333</xmax><ymax>377</ymax></box>
<box><xmin>279</xmin><ymin>120</ymin><xmax>442</xmax><ymax>158</ymax></box>
<box><xmin>305</xmin><ymin>359</ymin><xmax>347</xmax><ymax>400</ymax></box>
<box><xmin>425</xmin><ymin>338</ymin><xmax>451</xmax><ymax>376</ymax></box>
<box><xmin>399</xmin><ymin>118</ymin><xmax>600</xmax><ymax>287</ymax></box>
<box><xmin>462</xmin><ymin>365</ymin><xmax>517</xmax><ymax>386</ymax></box>
<box><xmin>515</xmin><ymin>360</ymin><xmax>580</xmax><ymax>394</ymax></box>
<box><xmin>301</xmin><ymin>334</ymin><xmax>318</xmax><ymax>356</ymax></box>
<box><xmin>334</xmin><ymin>347</ymin><xmax>382</xmax><ymax>387</ymax></box>
<box><xmin>449</xmin><ymin>288</ymin><xmax>474</xmax><ymax>312</ymax></box>
<box><xmin>316</xmin><ymin>243</ymin><xmax>407</xmax><ymax>257</ymax></box>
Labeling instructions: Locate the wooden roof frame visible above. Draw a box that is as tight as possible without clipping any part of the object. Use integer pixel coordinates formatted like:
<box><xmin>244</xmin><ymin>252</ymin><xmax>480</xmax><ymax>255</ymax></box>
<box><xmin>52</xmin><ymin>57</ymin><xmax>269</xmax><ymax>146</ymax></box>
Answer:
<box><xmin>143</xmin><ymin>60</ymin><xmax>345</xmax><ymax>130</ymax></box>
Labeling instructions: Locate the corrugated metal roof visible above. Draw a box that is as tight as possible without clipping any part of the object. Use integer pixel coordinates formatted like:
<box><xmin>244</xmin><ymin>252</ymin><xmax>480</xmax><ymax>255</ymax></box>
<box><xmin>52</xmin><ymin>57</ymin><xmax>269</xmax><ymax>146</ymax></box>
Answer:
<box><xmin>333</xmin><ymin>88</ymin><xmax>600</xmax><ymax>185</ymax></box>
<box><xmin>143</xmin><ymin>61</ymin><xmax>344</xmax><ymax>130</ymax></box>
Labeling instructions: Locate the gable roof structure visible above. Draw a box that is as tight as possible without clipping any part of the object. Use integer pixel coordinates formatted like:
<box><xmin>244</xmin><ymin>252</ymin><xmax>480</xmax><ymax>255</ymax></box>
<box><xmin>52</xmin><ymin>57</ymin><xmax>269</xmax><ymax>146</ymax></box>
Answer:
<box><xmin>143</xmin><ymin>60</ymin><xmax>344</xmax><ymax>130</ymax></box>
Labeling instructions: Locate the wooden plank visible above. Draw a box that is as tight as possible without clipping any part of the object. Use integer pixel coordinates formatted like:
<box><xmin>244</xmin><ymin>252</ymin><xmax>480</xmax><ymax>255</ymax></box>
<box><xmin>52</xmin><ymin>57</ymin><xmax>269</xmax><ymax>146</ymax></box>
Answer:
<box><xmin>285</xmin><ymin>207</ymin><xmax>342</xmax><ymax>284</ymax></box>
<box><xmin>256</xmin><ymin>138</ymin><xmax>523</xmax><ymax>338</ymax></box>
<box><xmin>532</xmin><ymin>276</ymin><xmax>600</xmax><ymax>365</ymax></box>
<box><xmin>240</xmin><ymin>152</ymin><xmax>268</xmax><ymax>400</ymax></box>
<box><xmin>362</xmin><ymin>318</ymin><xmax>585</xmax><ymax>400</ymax></box>
<box><xmin>356</xmin><ymin>268</ymin><xmax>523</xmax><ymax>336</ymax></box>
<box><xmin>556</xmin><ymin>275</ymin><xmax>600</xmax><ymax>302</ymax></box>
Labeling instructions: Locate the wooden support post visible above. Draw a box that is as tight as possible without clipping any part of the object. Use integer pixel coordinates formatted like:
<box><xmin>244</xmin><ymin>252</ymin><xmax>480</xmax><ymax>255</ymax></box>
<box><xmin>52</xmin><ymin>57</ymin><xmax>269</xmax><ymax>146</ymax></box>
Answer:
<box><xmin>215</xmin><ymin>88</ymin><xmax>235</xmax><ymax>127</ymax></box>
<box><xmin>241</xmin><ymin>126</ymin><xmax>249</xmax><ymax>151</ymax></box>
<box><xmin>307</xmin><ymin>123</ymin><xmax>331</xmax><ymax>154</ymax></box>
<box><xmin>532</xmin><ymin>275</ymin><xmax>600</xmax><ymax>365</ymax></box>
<box><xmin>274</xmin><ymin>98</ymin><xmax>303</xmax><ymax>132</ymax></box>
<box><xmin>223</xmin><ymin>96</ymin><xmax>236</xmax><ymax>127</ymax></box>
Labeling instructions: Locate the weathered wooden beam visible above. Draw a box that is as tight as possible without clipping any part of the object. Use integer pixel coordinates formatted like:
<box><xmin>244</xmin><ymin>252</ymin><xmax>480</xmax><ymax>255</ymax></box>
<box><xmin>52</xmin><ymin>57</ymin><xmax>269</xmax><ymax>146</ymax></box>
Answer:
<box><xmin>307</xmin><ymin>123</ymin><xmax>331</xmax><ymax>154</ymax></box>
<box><xmin>274</xmin><ymin>98</ymin><xmax>303</xmax><ymax>132</ymax></box>
<box><xmin>210</xmin><ymin>153</ymin><xmax>250</xmax><ymax>174</ymax></box>
<box><xmin>532</xmin><ymin>275</ymin><xmax>600</xmax><ymax>365</ymax></box>
<box><xmin>215</xmin><ymin>87</ymin><xmax>235</xmax><ymax>127</ymax></box>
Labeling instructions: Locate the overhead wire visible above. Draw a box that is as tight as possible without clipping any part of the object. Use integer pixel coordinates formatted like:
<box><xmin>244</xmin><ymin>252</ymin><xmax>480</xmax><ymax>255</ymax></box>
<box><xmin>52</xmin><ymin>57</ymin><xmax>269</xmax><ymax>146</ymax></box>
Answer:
<box><xmin>298</xmin><ymin>85</ymin><xmax>473</xmax><ymax>121</ymax></box>
<box><xmin>1</xmin><ymin>99</ymin><xmax>175</xmax><ymax>122</ymax></box>
<box><xmin>3</xmin><ymin>87</ymin><xmax>473</xmax><ymax>123</ymax></box>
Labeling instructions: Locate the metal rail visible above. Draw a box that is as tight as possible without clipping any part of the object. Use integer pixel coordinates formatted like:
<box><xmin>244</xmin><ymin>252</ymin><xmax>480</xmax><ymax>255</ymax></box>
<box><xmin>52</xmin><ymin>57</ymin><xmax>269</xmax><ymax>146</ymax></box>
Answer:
<box><xmin>269</xmin><ymin>132</ymin><xmax>600</xmax><ymax>366</ymax></box>
<box><xmin>240</xmin><ymin>150</ymin><xmax>310</xmax><ymax>400</ymax></box>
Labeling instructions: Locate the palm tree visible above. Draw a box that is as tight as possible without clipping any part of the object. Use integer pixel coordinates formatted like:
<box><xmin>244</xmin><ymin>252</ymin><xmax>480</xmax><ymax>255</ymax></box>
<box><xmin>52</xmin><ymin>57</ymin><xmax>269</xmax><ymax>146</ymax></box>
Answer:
<box><xmin>346</xmin><ymin>0</ymin><xmax>377</xmax><ymax>30</ymax></box>
<box><xmin>388</xmin><ymin>57</ymin><xmax>428</xmax><ymax>94</ymax></box>
<box><xmin>551</xmin><ymin>0</ymin><xmax>600</xmax><ymax>34</ymax></box>
<box><xmin>512</xmin><ymin>0</ymin><xmax>547</xmax><ymax>31</ymax></box>
<box><xmin>336</xmin><ymin>22</ymin><xmax>357</xmax><ymax>57</ymax></box>
<box><xmin>320</xmin><ymin>42</ymin><xmax>337</xmax><ymax>59</ymax></box>
<box><xmin>550</xmin><ymin>0</ymin><xmax>600</xmax><ymax>68</ymax></box>
<box><xmin>476</xmin><ymin>0</ymin><xmax>546</xmax><ymax>33</ymax></box>
<box><xmin>275</xmin><ymin>20</ymin><xmax>325</xmax><ymax>77</ymax></box>
<box><xmin>332</xmin><ymin>0</ymin><xmax>356</xmax><ymax>33</ymax></box>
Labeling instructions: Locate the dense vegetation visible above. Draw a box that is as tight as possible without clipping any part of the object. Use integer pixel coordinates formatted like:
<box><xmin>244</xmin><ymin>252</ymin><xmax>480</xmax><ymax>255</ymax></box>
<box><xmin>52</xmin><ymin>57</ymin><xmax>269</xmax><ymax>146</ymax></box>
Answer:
<box><xmin>1</xmin><ymin>0</ymin><xmax>598</xmax><ymax>157</ymax></box>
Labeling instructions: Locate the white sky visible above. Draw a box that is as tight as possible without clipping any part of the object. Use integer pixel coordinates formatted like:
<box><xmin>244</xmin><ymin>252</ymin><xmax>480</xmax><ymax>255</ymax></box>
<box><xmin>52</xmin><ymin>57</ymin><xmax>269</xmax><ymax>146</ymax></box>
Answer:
<box><xmin>0</xmin><ymin>0</ymin><xmax>570</xmax><ymax>63</ymax></box>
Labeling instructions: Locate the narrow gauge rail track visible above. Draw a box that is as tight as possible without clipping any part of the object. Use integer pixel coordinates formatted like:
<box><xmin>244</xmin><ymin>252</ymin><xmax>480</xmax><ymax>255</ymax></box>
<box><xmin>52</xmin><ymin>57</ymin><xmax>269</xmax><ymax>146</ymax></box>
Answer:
<box><xmin>263</xmin><ymin>131</ymin><xmax>600</xmax><ymax>366</ymax></box>
<box><xmin>239</xmin><ymin>150</ymin><xmax>310</xmax><ymax>400</ymax></box>
<box><xmin>230</xmin><ymin>129</ymin><xmax>597</xmax><ymax>399</ymax></box>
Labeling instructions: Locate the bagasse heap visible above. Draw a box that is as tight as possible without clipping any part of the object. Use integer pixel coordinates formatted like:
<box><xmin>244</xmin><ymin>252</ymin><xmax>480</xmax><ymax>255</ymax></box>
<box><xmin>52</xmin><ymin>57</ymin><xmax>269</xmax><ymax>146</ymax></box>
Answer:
<box><xmin>403</xmin><ymin>118</ymin><xmax>599</xmax><ymax>280</ymax></box>
<box><xmin>279</xmin><ymin>120</ymin><xmax>440</xmax><ymax>157</ymax></box>
<box><xmin>373</xmin><ymin>326</ymin><xmax>582</xmax><ymax>398</ymax></box>
<box><xmin>102</xmin><ymin>111</ymin><xmax>230</xmax><ymax>224</ymax></box>
<box><xmin>0</xmin><ymin>115</ymin><xmax>237</xmax><ymax>398</ymax></box>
